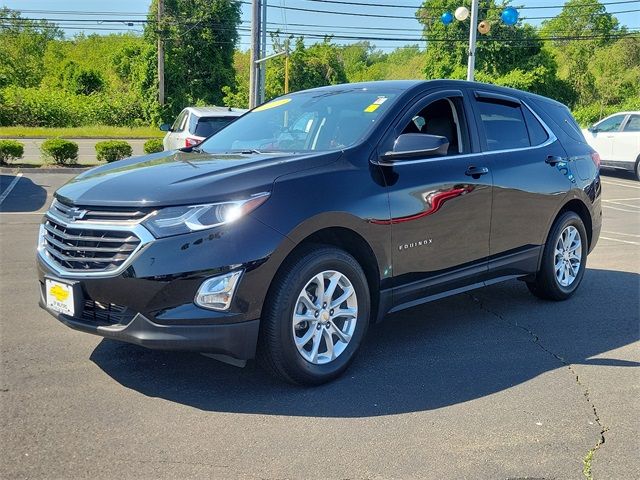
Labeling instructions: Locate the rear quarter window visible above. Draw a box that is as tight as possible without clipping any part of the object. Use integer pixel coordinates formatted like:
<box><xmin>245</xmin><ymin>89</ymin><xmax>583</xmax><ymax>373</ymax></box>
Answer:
<box><xmin>531</xmin><ymin>99</ymin><xmax>585</xmax><ymax>143</ymax></box>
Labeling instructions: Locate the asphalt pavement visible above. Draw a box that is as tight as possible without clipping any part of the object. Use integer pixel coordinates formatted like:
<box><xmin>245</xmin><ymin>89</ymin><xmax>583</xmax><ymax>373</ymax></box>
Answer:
<box><xmin>1</xmin><ymin>169</ymin><xmax>638</xmax><ymax>480</ymax></box>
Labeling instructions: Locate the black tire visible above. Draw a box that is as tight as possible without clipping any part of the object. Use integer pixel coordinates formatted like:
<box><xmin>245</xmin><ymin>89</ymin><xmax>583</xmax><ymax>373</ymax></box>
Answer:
<box><xmin>527</xmin><ymin>211</ymin><xmax>588</xmax><ymax>301</ymax></box>
<box><xmin>634</xmin><ymin>158</ymin><xmax>640</xmax><ymax>181</ymax></box>
<box><xmin>257</xmin><ymin>246</ymin><xmax>370</xmax><ymax>385</ymax></box>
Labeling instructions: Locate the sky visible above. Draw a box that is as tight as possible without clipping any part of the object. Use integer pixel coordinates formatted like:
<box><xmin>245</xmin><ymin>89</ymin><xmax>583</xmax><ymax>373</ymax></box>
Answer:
<box><xmin>2</xmin><ymin>0</ymin><xmax>639</xmax><ymax>52</ymax></box>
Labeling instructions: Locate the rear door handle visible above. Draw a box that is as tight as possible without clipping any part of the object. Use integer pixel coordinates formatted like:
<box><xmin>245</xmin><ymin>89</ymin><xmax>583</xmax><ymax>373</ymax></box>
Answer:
<box><xmin>465</xmin><ymin>165</ymin><xmax>489</xmax><ymax>178</ymax></box>
<box><xmin>545</xmin><ymin>155</ymin><xmax>564</xmax><ymax>166</ymax></box>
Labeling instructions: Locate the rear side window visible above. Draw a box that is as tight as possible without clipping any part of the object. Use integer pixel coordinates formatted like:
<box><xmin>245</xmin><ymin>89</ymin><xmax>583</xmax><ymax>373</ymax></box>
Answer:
<box><xmin>193</xmin><ymin>117</ymin><xmax>235</xmax><ymax>137</ymax></box>
<box><xmin>624</xmin><ymin>115</ymin><xmax>640</xmax><ymax>132</ymax></box>
<box><xmin>476</xmin><ymin>100</ymin><xmax>529</xmax><ymax>151</ymax></box>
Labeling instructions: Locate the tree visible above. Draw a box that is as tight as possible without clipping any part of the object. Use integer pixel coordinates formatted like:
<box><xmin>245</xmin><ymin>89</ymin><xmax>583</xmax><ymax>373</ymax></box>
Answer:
<box><xmin>145</xmin><ymin>0</ymin><xmax>241</xmax><ymax>120</ymax></box>
<box><xmin>224</xmin><ymin>37</ymin><xmax>348</xmax><ymax>107</ymax></box>
<box><xmin>222</xmin><ymin>49</ymin><xmax>250</xmax><ymax>108</ymax></box>
<box><xmin>540</xmin><ymin>0</ymin><xmax>620</xmax><ymax>106</ymax></box>
<box><xmin>0</xmin><ymin>8</ymin><xmax>63</xmax><ymax>88</ymax></box>
<box><xmin>419</xmin><ymin>0</ymin><xmax>548</xmax><ymax>80</ymax></box>
<box><xmin>589</xmin><ymin>36</ymin><xmax>640</xmax><ymax>111</ymax></box>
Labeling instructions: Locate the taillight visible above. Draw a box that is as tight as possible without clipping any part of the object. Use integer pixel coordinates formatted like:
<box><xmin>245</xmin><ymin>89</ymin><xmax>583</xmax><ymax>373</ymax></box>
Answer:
<box><xmin>185</xmin><ymin>137</ymin><xmax>201</xmax><ymax>147</ymax></box>
<box><xmin>591</xmin><ymin>151</ymin><xmax>601</xmax><ymax>169</ymax></box>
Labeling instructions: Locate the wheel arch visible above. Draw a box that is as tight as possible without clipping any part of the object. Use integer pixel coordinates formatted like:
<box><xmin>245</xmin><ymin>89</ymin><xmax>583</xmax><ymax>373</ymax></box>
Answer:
<box><xmin>549</xmin><ymin>198</ymin><xmax>593</xmax><ymax>250</ymax></box>
<box><xmin>266</xmin><ymin>225</ymin><xmax>383</xmax><ymax>324</ymax></box>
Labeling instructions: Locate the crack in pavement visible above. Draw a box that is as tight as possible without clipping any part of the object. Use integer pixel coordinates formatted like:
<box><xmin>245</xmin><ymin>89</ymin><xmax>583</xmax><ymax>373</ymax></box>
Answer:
<box><xmin>466</xmin><ymin>293</ymin><xmax>608</xmax><ymax>480</ymax></box>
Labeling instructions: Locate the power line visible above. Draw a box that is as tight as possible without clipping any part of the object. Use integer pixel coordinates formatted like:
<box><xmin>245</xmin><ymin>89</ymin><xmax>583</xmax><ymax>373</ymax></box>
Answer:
<box><xmin>294</xmin><ymin>0</ymin><xmax>639</xmax><ymax>10</ymax></box>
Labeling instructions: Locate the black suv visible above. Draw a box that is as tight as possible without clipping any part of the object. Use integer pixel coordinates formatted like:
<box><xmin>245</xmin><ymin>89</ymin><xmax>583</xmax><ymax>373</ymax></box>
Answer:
<box><xmin>37</xmin><ymin>81</ymin><xmax>602</xmax><ymax>385</ymax></box>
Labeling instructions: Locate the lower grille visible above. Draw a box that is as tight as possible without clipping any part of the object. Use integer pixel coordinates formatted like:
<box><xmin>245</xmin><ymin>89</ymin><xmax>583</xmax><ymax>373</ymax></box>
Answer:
<box><xmin>42</xmin><ymin>217</ymin><xmax>142</xmax><ymax>273</ymax></box>
<box><xmin>81</xmin><ymin>299</ymin><xmax>135</xmax><ymax>326</ymax></box>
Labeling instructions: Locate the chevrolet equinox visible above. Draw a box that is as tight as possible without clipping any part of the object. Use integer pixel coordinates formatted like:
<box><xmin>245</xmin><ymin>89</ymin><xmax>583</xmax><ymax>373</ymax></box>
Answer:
<box><xmin>37</xmin><ymin>80</ymin><xmax>602</xmax><ymax>385</ymax></box>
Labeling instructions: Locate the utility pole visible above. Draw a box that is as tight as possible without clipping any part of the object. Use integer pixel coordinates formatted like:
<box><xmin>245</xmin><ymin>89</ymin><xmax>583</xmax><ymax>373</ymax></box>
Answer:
<box><xmin>466</xmin><ymin>0</ymin><xmax>479</xmax><ymax>81</ymax></box>
<box><xmin>259</xmin><ymin>0</ymin><xmax>267</xmax><ymax>105</ymax></box>
<box><xmin>249</xmin><ymin>0</ymin><xmax>261</xmax><ymax>109</ymax></box>
<box><xmin>157</xmin><ymin>0</ymin><xmax>165</xmax><ymax>105</ymax></box>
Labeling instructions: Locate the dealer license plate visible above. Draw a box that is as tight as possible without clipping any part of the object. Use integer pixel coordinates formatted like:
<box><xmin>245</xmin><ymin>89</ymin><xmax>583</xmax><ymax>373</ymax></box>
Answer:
<box><xmin>45</xmin><ymin>279</ymin><xmax>75</xmax><ymax>316</ymax></box>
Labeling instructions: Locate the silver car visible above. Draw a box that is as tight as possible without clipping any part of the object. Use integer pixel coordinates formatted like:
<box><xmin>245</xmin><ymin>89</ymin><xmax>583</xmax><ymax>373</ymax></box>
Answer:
<box><xmin>161</xmin><ymin>106</ymin><xmax>247</xmax><ymax>150</ymax></box>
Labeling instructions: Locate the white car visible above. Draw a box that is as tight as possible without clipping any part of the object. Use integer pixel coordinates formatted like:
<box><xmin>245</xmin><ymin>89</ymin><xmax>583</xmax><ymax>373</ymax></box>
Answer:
<box><xmin>160</xmin><ymin>106</ymin><xmax>247</xmax><ymax>150</ymax></box>
<box><xmin>582</xmin><ymin>111</ymin><xmax>640</xmax><ymax>180</ymax></box>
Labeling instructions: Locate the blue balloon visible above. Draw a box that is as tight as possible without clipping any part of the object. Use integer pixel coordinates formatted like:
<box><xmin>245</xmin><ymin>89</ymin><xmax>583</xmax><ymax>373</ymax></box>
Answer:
<box><xmin>501</xmin><ymin>6</ymin><xmax>519</xmax><ymax>26</ymax></box>
<box><xmin>441</xmin><ymin>11</ymin><xmax>454</xmax><ymax>25</ymax></box>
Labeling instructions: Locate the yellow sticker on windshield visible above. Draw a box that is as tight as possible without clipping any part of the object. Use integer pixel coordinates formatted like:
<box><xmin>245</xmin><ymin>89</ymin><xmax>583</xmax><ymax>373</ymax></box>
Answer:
<box><xmin>254</xmin><ymin>98</ymin><xmax>292</xmax><ymax>112</ymax></box>
<box><xmin>364</xmin><ymin>96</ymin><xmax>387</xmax><ymax>113</ymax></box>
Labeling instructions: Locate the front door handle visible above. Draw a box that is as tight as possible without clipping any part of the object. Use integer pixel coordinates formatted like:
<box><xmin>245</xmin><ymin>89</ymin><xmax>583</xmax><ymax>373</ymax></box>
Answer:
<box><xmin>465</xmin><ymin>165</ymin><xmax>489</xmax><ymax>178</ymax></box>
<box><xmin>545</xmin><ymin>155</ymin><xmax>564</xmax><ymax>166</ymax></box>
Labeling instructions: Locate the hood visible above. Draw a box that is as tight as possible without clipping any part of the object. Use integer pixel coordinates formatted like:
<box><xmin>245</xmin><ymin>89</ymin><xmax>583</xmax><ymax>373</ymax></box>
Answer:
<box><xmin>56</xmin><ymin>149</ymin><xmax>340</xmax><ymax>207</ymax></box>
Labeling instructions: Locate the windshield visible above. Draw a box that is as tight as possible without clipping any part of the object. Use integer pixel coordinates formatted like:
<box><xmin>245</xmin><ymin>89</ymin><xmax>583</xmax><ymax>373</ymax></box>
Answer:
<box><xmin>199</xmin><ymin>87</ymin><xmax>399</xmax><ymax>153</ymax></box>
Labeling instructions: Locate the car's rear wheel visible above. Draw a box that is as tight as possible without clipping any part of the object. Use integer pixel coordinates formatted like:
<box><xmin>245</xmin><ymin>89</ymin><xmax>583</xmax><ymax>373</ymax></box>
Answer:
<box><xmin>527</xmin><ymin>211</ymin><xmax>588</xmax><ymax>301</ymax></box>
<box><xmin>257</xmin><ymin>246</ymin><xmax>370</xmax><ymax>385</ymax></box>
<box><xmin>634</xmin><ymin>157</ymin><xmax>640</xmax><ymax>181</ymax></box>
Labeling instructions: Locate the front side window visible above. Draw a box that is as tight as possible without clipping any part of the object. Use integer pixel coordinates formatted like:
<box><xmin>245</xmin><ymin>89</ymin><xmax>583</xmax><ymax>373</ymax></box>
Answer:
<box><xmin>596</xmin><ymin>115</ymin><xmax>625</xmax><ymax>132</ymax></box>
<box><xmin>477</xmin><ymin>100</ymin><xmax>529</xmax><ymax>151</ymax></box>
<box><xmin>399</xmin><ymin>97</ymin><xmax>469</xmax><ymax>155</ymax></box>
<box><xmin>623</xmin><ymin>115</ymin><xmax>640</xmax><ymax>132</ymax></box>
<box><xmin>199</xmin><ymin>88</ymin><xmax>399</xmax><ymax>153</ymax></box>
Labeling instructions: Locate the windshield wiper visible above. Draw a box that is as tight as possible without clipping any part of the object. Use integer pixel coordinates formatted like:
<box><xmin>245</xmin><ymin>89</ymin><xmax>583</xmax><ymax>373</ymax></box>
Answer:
<box><xmin>228</xmin><ymin>149</ymin><xmax>263</xmax><ymax>155</ymax></box>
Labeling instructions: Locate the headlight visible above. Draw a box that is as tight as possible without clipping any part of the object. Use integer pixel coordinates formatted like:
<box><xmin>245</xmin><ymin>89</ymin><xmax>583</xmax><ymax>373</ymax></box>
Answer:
<box><xmin>142</xmin><ymin>192</ymin><xmax>270</xmax><ymax>238</ymax></box>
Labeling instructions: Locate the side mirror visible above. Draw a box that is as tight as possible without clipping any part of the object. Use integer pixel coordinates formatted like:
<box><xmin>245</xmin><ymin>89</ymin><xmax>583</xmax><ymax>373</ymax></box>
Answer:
<box><xmin>588</xmin><ymin>125</ymin><xmax>598</xmax><ymax>133</ymax></box>
<box><xmin>159</xmin><ymin>123</ymin><xmax>172</xmax><ymax>132</ymax></box>
<box><xmin>384</xmin><ymin>133</ymin><xmax>449</xmax><ymax>161</ymax></box>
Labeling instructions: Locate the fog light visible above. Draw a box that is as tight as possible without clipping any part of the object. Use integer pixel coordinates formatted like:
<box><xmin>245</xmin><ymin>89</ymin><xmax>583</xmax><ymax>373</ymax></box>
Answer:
<box><xmin>195</xmin><ymin>271</ymin><xmax>242</xmax><ymax>311</ymax></box>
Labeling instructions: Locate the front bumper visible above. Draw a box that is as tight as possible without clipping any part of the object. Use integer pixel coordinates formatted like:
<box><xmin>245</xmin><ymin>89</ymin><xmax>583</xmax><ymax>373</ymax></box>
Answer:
<box><xmin>37</xmin><ymin>215</ymin><xmax>294</xmax><ymax>360</ymax></box>
<box><xmin>40</xmin><ymin>294</ymin><xmax>260</xmax><ymax>359</ymax></box>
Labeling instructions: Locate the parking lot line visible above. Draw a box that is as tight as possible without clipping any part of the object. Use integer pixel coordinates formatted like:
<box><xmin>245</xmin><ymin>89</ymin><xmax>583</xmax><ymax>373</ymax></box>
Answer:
<box><xmin>602</xmin><ymin>204</ymin><xmax>639</xmax><ymax>214</ymax></box>
<box><xmin>601</xmin><ymin>180</ymin><xmax>640</xmax><ymax>189</ymax></box>
<box><xmin>602</xmin><ymin>230</ymin><xmax>640</xmax><ymax>238</ymax></box>
<box><xmin>599</xmin><ymin>235</ymin><xmax>640</xmax><ymax>246</ymax></box>
<box><xmin>0</xmin><ymin>173</ymin><xmax>23</xmax><ymax>206</ymax></box>
<box><xmin>602</xmin><ymin>199</ymin><xmax>640</xmax><ymax>209</ymax></box>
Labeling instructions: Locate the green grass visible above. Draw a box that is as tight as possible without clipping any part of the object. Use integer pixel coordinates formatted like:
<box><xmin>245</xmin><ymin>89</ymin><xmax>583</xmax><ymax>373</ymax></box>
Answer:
<box><xmin>0</xmin><ymin>125</ymin><xmax>164</xmax><ymax>139</ymax></box>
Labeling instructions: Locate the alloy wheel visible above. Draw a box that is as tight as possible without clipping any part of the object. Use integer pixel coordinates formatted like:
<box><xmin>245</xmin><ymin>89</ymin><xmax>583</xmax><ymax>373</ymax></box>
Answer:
<box><xmin>292</xmin><ymin>270</ymin><xmax>358</xmax><ymax>365</ymax></box>
<box><xmin>554</xmin><ymin>225</ymin><xmax>582</xmax><ymax>287</ymax></box>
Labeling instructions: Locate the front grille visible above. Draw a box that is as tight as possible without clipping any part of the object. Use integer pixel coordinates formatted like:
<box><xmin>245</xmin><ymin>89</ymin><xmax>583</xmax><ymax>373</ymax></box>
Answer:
<box><xmin>42</xmin><ymin>216</ymin><xmax>142</xmax><ymax>273</ymax></box>
<box><xmin>81</xmin><ymin>299</ymin><xmax>135</xmax><ymax>326</ymax></box>
<box><xmin>51</xmin><ymin>198</ymin><xmax>150</xmax><ymax>223</ymax></box>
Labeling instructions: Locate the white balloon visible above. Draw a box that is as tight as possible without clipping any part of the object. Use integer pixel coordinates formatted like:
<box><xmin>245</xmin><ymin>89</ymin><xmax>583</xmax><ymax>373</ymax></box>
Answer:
<box><xmin>455</xmin><ymin>6</ymin><xmax>469</xmax><ymax>21</ymax></box>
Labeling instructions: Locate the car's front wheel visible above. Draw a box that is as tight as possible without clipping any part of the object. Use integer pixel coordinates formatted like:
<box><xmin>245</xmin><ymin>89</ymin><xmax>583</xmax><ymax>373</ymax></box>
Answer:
<box><xmin>258</xmin><ymin>246</ymin><xmax>370</xmax><ymax>385</ymax></box>
<box><xmin>527</xmin><ymin>211</ymin><xmax>588</xmax><ymax>301</ymax></box>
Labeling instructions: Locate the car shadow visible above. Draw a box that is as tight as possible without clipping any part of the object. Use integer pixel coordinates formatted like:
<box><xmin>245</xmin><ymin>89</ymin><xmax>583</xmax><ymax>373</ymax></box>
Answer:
<box><xmin>0</xmin><ymin>174</ymin><xmax>48</xmax><ymax>212</ymax></box>
<box><xmin>90</xmin><ymin>268</ymin><xmax>639</xmax><ymax>417</ymax></box>
<box><xmin>600</xmin><ymin>168</ymin><xmax>637</xmax><ymax>181</ymax></box>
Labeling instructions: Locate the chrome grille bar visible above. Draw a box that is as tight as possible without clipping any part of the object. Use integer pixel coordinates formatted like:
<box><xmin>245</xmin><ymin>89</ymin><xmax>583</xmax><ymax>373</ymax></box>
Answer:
<box><xmin>38</xmin><ymin>203</ymin><xmax>155</xmax><ymax>277</ymax></box>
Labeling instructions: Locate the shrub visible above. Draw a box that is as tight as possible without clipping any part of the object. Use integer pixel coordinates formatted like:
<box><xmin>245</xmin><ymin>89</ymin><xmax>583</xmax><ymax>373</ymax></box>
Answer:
<box><xmin>143</xmin><ymin>138</ymin><xmax>164</xmax><ymax>154</ymax></box>
<box><xmin>0</xmin><ymin>140</ymin><xmax>24</xmax><ymax>165</ymax></box>
<box><xmin>95</xmin><ymin>140</ymin><xmax>132</xmax><ymax>163</ymax></box>
<box><xmin>0</xmin><ymin>86</ymin><xmax>148</xmax><ymax>128</ymax></box>
<box><xmin>41</xmin><ymin>138</ymin><xmax>78</xmax><ymax>165</ymax></box>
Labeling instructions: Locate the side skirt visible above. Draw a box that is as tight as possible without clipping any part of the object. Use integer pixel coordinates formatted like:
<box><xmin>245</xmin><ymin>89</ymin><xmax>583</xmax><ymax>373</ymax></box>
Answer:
<box><xmin>376</xmin><ymin>245</ymin><xmax>542</xmax><ymax>321</ymax></box>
